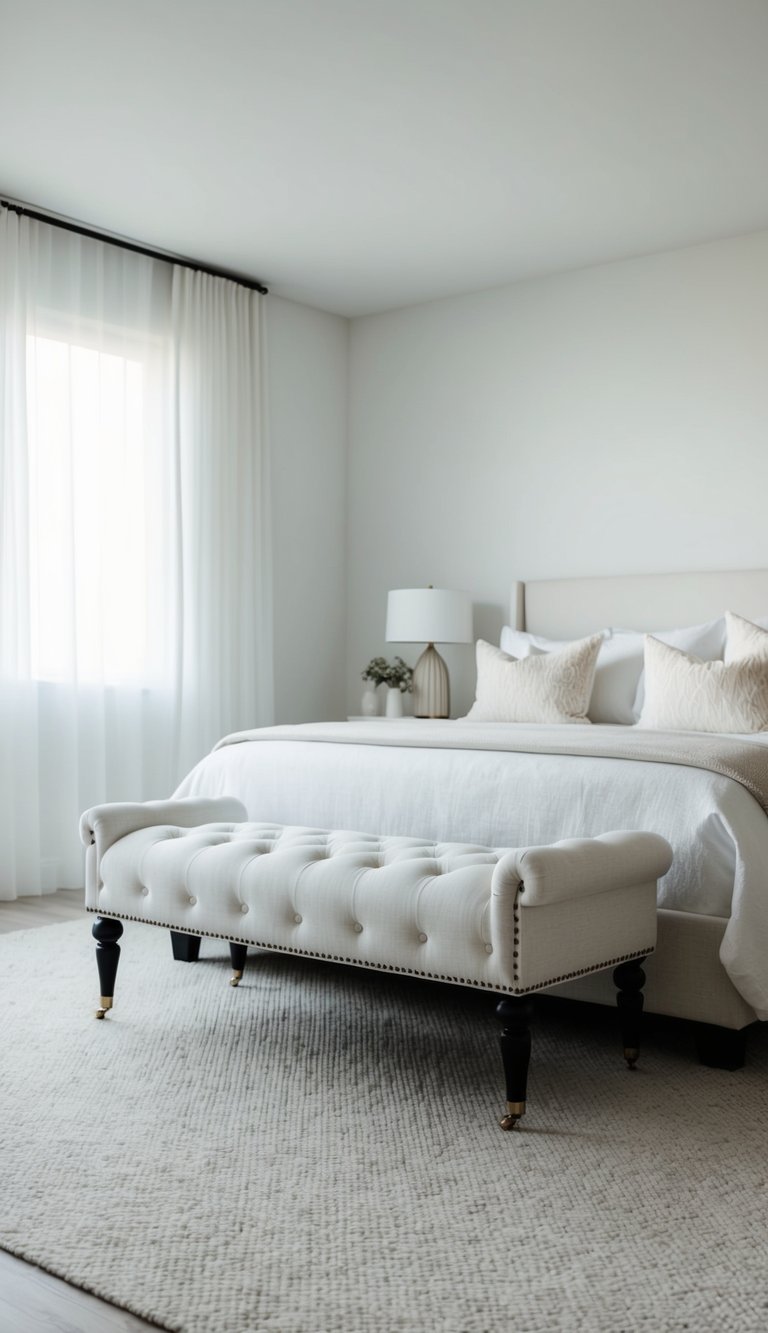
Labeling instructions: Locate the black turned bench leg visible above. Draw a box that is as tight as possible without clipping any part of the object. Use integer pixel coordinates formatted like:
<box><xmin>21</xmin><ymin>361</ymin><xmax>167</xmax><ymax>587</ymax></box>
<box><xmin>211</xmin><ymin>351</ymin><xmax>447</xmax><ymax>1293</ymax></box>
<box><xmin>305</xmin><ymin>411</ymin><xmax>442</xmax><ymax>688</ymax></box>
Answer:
<box><xmin>695</xmin><ymin>1023</ymin><xmax>748</xmax><ymax>1070</ymax></box>
<box><xmin>496</xmin><ymin>996</ymin><xmax>533</xmax><ymax>1131</ymax></box>
<box><xmin>613</xmin><ymin>957</ymin><xmax>647</xmax><ymax>1069</ymax></box>
<box><xmin>93</xmin><ymin>917</ymin><xmax>124</xmax><ymax>1019</ymax></box>
<box><xmin>229</xmin><ymin>943</ymin><xmax>248</xmax><ymax>987</ymax></box>
<box><xmin>170</xmin><ymin>931</ymin><xmax>201</xmax><ymax>963</ymax></box>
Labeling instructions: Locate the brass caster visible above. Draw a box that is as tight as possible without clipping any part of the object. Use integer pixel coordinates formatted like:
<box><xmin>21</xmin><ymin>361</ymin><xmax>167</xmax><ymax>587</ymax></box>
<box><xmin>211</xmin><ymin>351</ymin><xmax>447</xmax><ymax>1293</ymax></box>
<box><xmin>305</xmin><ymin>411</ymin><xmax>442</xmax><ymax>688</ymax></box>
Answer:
<box><xmin>229</xmin><ymin>970</ymin><xmax>243</xmax><ymax>988</ymax></box>
<box><xmin>499</xmin><ymin>1099</ymin><xmax>526</xmax><ymax>1131</ymax></box>
<box><xmin>624</xmin><ymin>1048</ymin><xmax>639</xmax><ymax>1070</ymax></box>
<box><xmin>499</xmin><ymin>1113</ymin><xmax>522</xmax><ymax>1131</ymax></box>
<box><xmin>95</xmin><ymin>997</ymin><xmax>113</xmax><ymax>1020</ymax></box>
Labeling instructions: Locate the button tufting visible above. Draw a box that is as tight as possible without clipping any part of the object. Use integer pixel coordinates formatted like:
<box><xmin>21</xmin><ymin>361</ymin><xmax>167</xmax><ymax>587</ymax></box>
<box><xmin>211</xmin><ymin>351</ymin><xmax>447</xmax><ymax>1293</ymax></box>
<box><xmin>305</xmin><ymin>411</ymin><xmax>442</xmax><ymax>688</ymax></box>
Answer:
<box><xmin>485</xmin><ymin>944</ymin><xmax>493</xmax><ymax>955</ymax></box>
<box><xmin>240</xmin><ymin>903</ymin><xmax>249</xmax><ymax>914</ymax></box>
<box><xmin>188</xmin><ymin>895</ymin><xmax>196</xmax><ymax>906</ymax></box>
<box><xmin>293</xmin><ymin>912</ymin><xmax>303</xmax><ymax>924</ymax></box>
<box><xmin>140</xmin><ymin>886</ymin><xmax>149</xmax><ymax>897</ymax></box>
<box><xmin>353</xmin><ymin>922</ymin><xmax>363</xmax><ymax>933</ymax></box>
<box><xmin>418</xmin><ymin>932</ymin><xmax>428</xmax><ymax>943</ymax></box>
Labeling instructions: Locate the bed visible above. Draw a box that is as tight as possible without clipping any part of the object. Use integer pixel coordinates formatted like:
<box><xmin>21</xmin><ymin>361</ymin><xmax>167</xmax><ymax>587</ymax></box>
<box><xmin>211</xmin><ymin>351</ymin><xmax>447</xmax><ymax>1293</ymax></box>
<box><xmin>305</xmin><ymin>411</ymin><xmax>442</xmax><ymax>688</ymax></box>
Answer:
<box><xmin>174</xmin><ymin>568</ymin><xmax>768</xmax><ymax>1065</ymax></box>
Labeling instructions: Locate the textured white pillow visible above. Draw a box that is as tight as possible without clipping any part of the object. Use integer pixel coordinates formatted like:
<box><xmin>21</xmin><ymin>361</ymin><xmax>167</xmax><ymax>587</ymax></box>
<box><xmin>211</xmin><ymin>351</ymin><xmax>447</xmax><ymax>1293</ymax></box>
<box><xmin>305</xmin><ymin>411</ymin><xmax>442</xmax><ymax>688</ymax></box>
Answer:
<box><xmin>629</xmin><ymin>616</ymin><xmax>726</xmax><ymax>717</ymax></box>
<box><xmin>725</xmin><ymin>610</ymin><xmax>768</xmax><ymax>664</ymax></box>
<box><xmin>466</xmin><ymin>635</ymin><xmax>602</xmax><ymax>724</ymax></box>
<box><xmin>500</xmin><ymin>627</ymin><xmax>637</xmax><ymax>725</ymax></box>
<box><xmin>637</xmin><ymin>635</ymin><xmax>768</xmax><ymax>733</ymax></box>
<box><xmin>499</xmin><ymin>622</ymin><xmax>725</xmax><ymax>725</ymax></box>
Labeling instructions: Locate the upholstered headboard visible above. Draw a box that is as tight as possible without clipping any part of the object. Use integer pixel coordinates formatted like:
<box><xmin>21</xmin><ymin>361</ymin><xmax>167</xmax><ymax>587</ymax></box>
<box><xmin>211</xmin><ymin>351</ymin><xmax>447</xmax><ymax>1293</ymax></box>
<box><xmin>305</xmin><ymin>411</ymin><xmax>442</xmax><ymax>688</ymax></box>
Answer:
<box><xmin>513</xmin><ymin>569</ymin><xmax>768</xmax><ymax>639</ymax></box>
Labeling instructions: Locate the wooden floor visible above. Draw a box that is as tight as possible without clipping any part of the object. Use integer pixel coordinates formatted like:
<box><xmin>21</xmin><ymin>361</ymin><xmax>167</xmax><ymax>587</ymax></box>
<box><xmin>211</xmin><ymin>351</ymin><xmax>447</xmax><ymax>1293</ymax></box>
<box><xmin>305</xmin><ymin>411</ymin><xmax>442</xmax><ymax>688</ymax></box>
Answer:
<box><xmin>0</xmin><ymin>887</ymin><xmax>84</xmax><ymax>933</ymax></box>
<box><xmin>0</xmin><ymin>890</ymin><xmax>162</xmax><ymax>1333</ymax></box>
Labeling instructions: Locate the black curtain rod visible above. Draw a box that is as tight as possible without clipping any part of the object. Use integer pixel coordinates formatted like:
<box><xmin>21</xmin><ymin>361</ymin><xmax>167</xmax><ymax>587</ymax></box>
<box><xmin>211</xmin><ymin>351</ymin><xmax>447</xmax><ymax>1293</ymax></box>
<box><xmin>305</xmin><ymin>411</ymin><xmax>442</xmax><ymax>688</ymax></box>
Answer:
<box><xmin>0</xmin><ymin>198</ymin><xmax>268</xmax><ymax>295</ymax></box>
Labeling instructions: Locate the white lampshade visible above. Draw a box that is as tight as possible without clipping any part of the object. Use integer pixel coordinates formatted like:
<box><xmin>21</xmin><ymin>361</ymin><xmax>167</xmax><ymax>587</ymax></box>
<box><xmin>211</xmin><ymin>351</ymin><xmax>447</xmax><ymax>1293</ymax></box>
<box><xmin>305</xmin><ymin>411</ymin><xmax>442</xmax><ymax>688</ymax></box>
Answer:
<box><xmin>385</xmin><ymin>588</ymin><xmax>473</xmax><ymax>645</ymax></box>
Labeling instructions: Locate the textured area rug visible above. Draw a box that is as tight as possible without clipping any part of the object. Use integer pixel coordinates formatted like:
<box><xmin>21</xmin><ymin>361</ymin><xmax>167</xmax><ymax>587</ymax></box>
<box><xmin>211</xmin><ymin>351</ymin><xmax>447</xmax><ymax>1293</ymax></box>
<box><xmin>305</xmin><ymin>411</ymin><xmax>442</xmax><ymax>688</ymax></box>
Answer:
<box><xmin>1</xmin><ymin>920</ymin><xmax>767</xmax><ymax>1333</ymax></box>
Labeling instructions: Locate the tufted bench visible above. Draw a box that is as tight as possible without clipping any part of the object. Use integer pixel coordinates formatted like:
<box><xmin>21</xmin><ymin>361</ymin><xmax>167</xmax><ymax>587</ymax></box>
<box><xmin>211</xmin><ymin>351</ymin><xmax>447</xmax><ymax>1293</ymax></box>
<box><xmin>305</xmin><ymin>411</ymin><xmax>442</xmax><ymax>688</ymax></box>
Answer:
<box><xmin>80</xmin><ymin>797</ymin><xmax>672</xmax><ymax>1129</ymax></box>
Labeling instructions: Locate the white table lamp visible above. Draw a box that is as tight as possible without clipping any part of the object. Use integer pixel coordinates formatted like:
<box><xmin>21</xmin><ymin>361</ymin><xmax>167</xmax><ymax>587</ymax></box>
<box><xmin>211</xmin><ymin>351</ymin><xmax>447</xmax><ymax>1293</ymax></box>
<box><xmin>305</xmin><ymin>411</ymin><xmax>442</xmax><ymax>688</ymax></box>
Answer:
<box><xmin>385</xmin><ymin>587</ymin><xmax>473</xmax><ymax>718</ymax></box>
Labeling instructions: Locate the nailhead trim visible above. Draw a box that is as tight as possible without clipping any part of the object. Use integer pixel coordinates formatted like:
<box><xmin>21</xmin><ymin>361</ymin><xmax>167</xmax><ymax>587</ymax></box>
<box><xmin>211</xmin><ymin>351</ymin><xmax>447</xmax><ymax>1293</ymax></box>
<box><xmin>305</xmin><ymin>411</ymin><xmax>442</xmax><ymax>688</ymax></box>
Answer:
<box><xmin>508</xmin><ymin>876</ymin><xmax>654</xmax><ymax>989</ymax></box>
<box><xmin>84</xmin><ymin>907</ymin><xmax>653</xmax><ymax>996</ymax></box>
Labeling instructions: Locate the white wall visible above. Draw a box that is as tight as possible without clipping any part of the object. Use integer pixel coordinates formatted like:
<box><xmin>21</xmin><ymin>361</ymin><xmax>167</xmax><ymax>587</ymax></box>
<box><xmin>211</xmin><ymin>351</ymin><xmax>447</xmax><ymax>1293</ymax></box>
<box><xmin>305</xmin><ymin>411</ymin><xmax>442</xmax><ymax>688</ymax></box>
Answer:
<box><xmin>347</xmin><ymin>229</ymin><xmax>768</xmax><ymax>716</ymax></box>
<box><xmin>267</xmin><ymin>296</ymin><xmax>348</xmax><ymax>722</ymax></box>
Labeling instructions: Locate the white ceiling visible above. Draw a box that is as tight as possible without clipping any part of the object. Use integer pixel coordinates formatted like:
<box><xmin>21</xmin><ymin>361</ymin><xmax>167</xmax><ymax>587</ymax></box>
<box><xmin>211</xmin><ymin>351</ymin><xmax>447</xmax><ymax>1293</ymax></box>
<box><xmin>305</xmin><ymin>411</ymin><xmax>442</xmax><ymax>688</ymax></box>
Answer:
<box><xmin>3</xmin><ymin>0</ymin><xmax>768</xmax><ymax>317</ymax></box>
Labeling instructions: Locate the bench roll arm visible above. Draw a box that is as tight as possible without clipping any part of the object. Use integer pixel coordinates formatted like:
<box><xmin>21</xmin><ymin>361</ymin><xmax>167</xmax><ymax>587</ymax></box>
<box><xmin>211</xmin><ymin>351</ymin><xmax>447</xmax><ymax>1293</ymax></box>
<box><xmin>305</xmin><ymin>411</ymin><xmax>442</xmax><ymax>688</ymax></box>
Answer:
<box><xmin>494</xmin><ymin>830</ymin><xmax>673</xmax><ymax>908</ymax></box>
<box><xmin>80</xmin><ymin>797</ymin><xmax>249</xmax><ymax>867</ymax></box>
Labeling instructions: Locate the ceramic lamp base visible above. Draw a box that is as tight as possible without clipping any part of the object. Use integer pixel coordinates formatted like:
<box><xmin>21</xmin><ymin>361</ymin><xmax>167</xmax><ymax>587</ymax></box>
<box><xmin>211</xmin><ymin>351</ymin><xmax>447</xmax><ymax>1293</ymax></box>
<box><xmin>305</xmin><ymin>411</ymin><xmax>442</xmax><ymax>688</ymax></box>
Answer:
<box><xmin>413</xmin><ymin>643</ymin><xmax>449</xmax><ymax>718</ymax></box>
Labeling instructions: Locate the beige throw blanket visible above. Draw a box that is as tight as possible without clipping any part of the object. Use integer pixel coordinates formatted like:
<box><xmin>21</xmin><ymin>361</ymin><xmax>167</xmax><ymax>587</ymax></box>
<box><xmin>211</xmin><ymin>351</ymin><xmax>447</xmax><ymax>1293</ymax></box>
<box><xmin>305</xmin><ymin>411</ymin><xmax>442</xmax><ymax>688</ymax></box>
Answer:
<box><xmin>215</xmin><ymin>721</ymin><xmax>768</xmax><ymax>816</ymax></box>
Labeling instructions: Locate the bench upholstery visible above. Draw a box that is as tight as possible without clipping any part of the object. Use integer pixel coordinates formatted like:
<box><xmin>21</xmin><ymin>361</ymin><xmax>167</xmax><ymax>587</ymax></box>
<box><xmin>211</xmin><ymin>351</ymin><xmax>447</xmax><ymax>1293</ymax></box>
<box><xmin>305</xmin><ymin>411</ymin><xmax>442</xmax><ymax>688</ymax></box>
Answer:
<box><xmin>82</xmin><ymin>798</ymin><xmax>671</xmax><ymax>996</ymax></box>
<box><xmin>80</xmin><ymin>798</ymin><xmax>673</xmax><ymax>1128</ymax></box>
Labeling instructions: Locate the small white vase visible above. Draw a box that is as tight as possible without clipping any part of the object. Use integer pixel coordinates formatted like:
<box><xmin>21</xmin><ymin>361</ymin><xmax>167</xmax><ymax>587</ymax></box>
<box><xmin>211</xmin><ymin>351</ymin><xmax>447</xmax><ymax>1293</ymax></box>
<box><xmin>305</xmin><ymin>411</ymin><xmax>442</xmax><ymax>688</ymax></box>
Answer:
<box><xmin>385</xmin><ymin>687</ymin><xmax>404</xmax><ymax>718</ymax></box>
<box><xmin>361</xmin><ymin>684</ymin><xmax>379</xmax><ymax>717</ymax></box>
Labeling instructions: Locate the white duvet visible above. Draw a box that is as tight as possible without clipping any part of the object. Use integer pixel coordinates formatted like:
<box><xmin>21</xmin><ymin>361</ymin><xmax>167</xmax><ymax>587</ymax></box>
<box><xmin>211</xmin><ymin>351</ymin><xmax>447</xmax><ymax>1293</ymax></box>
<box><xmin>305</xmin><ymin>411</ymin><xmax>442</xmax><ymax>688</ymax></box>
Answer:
<box><xmin>174</xmin><ymin>720</ymin><xmax>768</xmax><ymax>1016</ymax></box>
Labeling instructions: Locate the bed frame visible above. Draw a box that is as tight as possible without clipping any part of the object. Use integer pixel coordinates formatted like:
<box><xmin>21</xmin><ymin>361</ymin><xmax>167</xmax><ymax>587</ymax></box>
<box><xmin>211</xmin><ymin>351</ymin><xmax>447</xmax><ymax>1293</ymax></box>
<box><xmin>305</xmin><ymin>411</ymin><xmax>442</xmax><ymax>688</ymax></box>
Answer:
<box><xmin>512</xmin><ymin>568</ymin><xmax>768</xmax><ymax>1066</ymax></box>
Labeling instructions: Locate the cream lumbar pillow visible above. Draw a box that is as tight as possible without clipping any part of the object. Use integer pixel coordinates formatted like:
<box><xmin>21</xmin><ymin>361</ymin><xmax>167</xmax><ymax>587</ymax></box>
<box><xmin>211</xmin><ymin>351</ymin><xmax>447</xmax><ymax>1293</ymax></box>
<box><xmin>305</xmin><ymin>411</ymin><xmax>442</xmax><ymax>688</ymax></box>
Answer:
<box><xmin>465</xmin><ymin>635</ymin><xmax>602</xmax><ymax>724</ymax></box>
<box><xmin>637</xmin><ymin>634</ymin><xmax>768</xmax><ymax>733</ymax></box>
<box><xmin>725</xmin><ymin>610</ymin><xmax>768</xmax><ymax>664</ymax></box>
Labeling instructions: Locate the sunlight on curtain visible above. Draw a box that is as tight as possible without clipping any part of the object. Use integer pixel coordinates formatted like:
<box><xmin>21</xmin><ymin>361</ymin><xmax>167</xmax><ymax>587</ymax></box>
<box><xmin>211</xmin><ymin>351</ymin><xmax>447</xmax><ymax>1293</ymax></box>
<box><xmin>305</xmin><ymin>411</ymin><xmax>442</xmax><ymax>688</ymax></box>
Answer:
<box><xmin>0</xmin><ymin>207</ymin><xmax>273</xmax><ymax>899</ymax></box>
<box><xmin>26</xmin><ymin>335</ymin><xmax>153</xmax><ymax>684</ymax></box>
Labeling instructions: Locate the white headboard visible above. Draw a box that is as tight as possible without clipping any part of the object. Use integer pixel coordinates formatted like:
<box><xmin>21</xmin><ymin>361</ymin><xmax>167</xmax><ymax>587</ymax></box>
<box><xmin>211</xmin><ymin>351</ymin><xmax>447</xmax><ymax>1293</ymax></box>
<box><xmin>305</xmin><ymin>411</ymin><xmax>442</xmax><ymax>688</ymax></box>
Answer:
<box><xmin>514</xmin><ymin>569</ymin><xmax>768</xmax><ymax>639</ymax></box>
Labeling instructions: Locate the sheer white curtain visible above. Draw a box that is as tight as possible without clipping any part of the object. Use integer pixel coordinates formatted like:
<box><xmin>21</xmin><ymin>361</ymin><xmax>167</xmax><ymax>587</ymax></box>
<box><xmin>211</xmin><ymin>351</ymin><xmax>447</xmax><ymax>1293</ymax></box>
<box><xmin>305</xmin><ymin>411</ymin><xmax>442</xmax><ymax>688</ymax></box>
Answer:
<box><xmin>0</xmin><ymin>207</ymin><xmax>272</xmax><ymax>899</ymax></box>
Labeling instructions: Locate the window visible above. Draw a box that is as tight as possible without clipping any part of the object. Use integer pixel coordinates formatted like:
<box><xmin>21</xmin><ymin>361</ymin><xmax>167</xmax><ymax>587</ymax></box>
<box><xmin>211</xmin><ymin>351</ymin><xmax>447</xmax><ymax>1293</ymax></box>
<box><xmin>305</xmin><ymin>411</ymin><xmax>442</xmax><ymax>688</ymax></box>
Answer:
<box><xmin>25</xmin><ymin>329</ymin><xmax>167</xmax><ymax>684</ymax></box>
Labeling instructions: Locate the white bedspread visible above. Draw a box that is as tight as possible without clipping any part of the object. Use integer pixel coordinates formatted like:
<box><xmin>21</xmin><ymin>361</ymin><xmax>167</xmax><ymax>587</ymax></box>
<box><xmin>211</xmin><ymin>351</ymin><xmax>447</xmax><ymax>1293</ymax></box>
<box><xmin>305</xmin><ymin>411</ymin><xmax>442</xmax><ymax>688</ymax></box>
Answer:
<box><xmin>174</xmin><ymin>721</ymin><xmax>768</xmax><ymax>1016</ymax></box>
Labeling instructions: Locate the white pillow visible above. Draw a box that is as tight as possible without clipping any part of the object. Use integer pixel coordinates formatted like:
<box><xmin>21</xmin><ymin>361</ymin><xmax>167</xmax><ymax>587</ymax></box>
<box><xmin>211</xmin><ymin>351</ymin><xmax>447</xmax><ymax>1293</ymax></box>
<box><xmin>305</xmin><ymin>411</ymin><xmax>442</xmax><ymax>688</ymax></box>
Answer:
<box><xmin>637</xmin><ymin>635</ymin><xmax>768</xmax><ymax>733</ymax></box>
<box><xmin>628</xmin><ymin>617</ymin><xmax>726</xmax><ymax>717</ymax></box>
<box><xmin>725</xmin><ymin>610</ymin><xmax>768</xmax><ymax>664</ymax></box>
<box><xmin>500</xmin><ymin>627</ymin><xmax>639</xmax><ymax>725</ymax></box>
<box><xmin>500</xmin><ymin>618</ymin><xmax>726</xmax><ymax>723</ymax></box>
<box><xmin>466</xmin><ymin>635</ymin><xmax>602</xmax><ymax>724</ymax></box>
<box><xmin>500</xmin><ymin>628</ymin><xmax>593</xmax><ymax>657</ymax></box>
